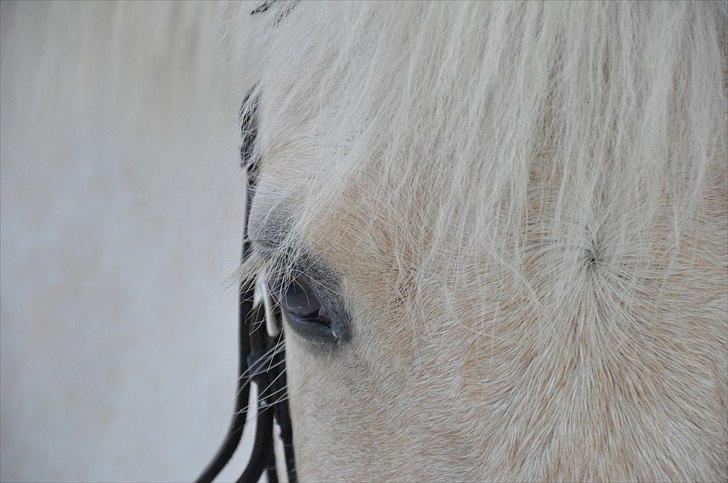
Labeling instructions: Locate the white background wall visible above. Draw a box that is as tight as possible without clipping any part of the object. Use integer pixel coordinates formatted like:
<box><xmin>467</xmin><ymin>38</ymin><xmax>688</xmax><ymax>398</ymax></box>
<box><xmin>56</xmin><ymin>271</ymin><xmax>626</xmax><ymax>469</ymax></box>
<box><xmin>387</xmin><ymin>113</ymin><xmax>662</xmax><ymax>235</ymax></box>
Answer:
<box><xmin>1</xmin><ymin>2</ymin><xmax>256</xmax><ymax>481</ymax></box>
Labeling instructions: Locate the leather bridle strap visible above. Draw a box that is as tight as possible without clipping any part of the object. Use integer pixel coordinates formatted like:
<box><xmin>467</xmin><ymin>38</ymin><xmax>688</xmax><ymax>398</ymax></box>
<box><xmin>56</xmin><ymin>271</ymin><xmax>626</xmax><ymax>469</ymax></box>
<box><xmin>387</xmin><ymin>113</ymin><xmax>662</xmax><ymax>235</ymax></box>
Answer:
<box><xmin>197</xmin><ymin>88</ymin><xmax>297</xmax><ymax>483</ymax></box>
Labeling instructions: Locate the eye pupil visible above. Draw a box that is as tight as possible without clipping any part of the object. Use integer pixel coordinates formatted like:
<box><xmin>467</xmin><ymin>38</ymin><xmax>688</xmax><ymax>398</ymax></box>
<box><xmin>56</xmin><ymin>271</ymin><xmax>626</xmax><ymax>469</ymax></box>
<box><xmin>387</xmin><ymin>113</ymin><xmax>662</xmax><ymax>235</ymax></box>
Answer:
<box><xmin>280</xmin><ymin>276</ymin><xmax>324</xmax><ymax>321</ymax></box>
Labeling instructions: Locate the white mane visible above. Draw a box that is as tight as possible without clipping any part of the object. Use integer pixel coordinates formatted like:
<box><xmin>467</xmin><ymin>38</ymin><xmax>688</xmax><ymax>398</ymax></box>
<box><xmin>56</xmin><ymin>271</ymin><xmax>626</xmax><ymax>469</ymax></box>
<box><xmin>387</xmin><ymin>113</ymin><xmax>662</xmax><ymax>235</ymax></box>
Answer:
<box><xmin>245</xmin><ymin>1</ymin><xmax>726</xmax><ymax>322</ymax></box>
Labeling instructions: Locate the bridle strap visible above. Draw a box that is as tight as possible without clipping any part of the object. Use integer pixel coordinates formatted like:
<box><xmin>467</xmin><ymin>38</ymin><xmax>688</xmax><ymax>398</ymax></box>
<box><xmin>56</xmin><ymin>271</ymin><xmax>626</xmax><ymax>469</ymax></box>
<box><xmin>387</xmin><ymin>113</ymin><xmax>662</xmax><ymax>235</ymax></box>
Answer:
<box><xmin>197</xmin><ymin>88</ymin><xmax>297</xmax><ymax>483</ymax></box>
<box><xmin>198</xmin><ymin>4</ymin><xmax>301</xmax><ymax>480</ymax></box>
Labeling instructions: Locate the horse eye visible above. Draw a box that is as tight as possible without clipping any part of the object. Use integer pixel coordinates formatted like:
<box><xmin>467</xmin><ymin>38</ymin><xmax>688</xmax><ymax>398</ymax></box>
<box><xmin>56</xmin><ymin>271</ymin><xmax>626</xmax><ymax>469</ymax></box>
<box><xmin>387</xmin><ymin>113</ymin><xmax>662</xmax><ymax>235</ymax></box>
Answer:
<box><xmin>273</xmin><ymin>274</ymin><xmax>339</xmax><ymax>343</ymax></box>
<box><xmin>280</xmin><ymin>276</ymin><xmax>322</xmax><ymax>318</ymax></box>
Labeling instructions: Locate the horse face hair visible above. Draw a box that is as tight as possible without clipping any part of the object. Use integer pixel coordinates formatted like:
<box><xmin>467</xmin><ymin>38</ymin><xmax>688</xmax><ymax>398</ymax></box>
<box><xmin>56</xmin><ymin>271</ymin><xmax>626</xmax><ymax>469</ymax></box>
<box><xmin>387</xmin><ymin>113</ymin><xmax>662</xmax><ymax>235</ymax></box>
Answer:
<box><xmin>243</xmin><ymin>3</ymin><xmax>728</xmax><ymax>481</ymax></box>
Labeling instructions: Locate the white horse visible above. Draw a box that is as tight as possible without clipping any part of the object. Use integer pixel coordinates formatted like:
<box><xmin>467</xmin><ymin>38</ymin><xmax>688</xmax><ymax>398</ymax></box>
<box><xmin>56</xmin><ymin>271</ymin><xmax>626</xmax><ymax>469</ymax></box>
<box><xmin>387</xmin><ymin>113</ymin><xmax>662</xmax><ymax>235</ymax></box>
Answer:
<box><xmin>240</xmin><ymin>2</ymin><xmax>727</xmax><ymax>481</ymax></box>
<box><xmin>2</xmin><ymin>1</ymin><xmax>725</xmax><ymax>481</ymax></box>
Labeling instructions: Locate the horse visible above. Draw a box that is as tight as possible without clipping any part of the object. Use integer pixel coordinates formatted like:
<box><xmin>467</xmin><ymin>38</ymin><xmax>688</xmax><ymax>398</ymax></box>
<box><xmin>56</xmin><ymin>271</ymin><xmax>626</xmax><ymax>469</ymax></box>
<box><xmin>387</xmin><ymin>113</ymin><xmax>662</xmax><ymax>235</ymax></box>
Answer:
<box><xmin>2</xmin><ymin>1</ymin><xmax>724</xmax><ymax>481</ymax></box>
<box><xmin>234</xmin><ymin>2</ymin><xmax>727</xmax><ymax>481</ymax></box>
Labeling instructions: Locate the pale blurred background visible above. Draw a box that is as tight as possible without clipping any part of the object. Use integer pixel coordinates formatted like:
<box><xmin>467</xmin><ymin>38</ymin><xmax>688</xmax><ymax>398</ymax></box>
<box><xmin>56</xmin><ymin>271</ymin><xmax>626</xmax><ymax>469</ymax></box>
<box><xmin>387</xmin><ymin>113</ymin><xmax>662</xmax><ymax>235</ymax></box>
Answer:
<box><xmin>1</xmin><ymin>2</ymin><xmax>257</xmax><ymax>481</ymax></box>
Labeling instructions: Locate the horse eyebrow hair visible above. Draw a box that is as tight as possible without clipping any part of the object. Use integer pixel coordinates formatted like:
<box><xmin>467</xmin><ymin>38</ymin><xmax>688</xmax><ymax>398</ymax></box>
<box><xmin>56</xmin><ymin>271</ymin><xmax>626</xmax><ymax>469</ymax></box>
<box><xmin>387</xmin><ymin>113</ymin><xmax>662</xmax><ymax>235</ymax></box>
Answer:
<box><xmin>247</xmin><ymin>205</ymin><xmax>291</xmax><ymax>256</ymax></box>
<box><xmin>249</xmin><ymin>222</ymin><xmax>341</xmax><ymax>290</ymax></box>
<box><xmin>245</xmin><ymin>188</ymin><xmax>341</xmax><ymax>287</ymax></box>
<box><xmin>249</xmin><ymin>234</ymin><xmax>282</xmax><ymax>262</ymax></box>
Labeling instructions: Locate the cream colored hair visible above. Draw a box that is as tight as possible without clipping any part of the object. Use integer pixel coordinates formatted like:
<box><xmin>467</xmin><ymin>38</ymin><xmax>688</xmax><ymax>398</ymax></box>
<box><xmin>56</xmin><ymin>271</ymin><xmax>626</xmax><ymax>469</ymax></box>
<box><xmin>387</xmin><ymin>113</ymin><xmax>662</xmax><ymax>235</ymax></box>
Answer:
<box><xmin>241</xmin><ymin>2</ymin><xmax>727</xmax><ymax>481</ymax></box>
